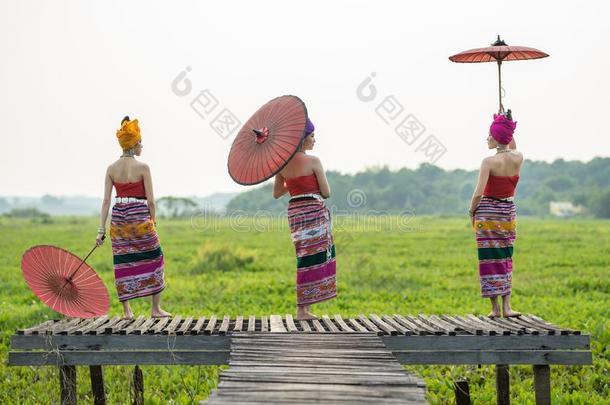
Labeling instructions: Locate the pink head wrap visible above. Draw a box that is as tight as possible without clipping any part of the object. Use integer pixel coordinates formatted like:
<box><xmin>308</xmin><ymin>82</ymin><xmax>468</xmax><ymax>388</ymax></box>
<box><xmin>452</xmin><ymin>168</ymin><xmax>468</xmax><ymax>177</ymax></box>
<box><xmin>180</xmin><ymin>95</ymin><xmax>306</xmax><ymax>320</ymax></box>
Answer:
<box><xmin>489</xmin><ymin>113</ymin><xmax>517</xmax><ymax>145</ymax></box>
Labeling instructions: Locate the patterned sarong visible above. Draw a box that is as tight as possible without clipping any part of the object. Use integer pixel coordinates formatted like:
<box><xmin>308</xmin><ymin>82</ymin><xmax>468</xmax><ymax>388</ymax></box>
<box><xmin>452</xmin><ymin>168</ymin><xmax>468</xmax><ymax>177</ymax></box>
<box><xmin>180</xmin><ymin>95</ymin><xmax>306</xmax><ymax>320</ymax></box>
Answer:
<box><xmin>110</xmin><ymin>201</ymin><xmax>165</xmax><ymax>301</ymax></box>
<box><xmin>288</xmin><ymin>197</ymin><xmax>337</xmax><ymax>306</ymax></box>
<box><xmin>474</xmin><ymin>196</ymin><xmax>516</xmax><ymax>297</ymax></box>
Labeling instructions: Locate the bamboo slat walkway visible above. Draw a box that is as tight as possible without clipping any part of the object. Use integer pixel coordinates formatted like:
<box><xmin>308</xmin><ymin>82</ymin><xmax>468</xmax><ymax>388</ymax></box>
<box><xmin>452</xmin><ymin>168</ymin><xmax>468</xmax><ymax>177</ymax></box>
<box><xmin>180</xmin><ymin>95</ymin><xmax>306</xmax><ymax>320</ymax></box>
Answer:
<box><xmin>204</xmin><ymin>333</ymin><xmax>426</xmax><ymax>404</ymax></box>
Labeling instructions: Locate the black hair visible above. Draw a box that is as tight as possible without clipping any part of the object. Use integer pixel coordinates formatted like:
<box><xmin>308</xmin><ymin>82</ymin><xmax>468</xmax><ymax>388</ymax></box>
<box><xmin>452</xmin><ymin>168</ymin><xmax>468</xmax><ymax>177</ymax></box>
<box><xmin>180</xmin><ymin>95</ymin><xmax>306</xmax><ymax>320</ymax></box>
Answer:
<box><xmin>506</xmin><ymin>109</ymin><xmax>513</xmax><ymax>121</ymax></box>
<box><xmin>121</xmin><ymin>115</ymin><xmax>130</xmax><ymax>125</ymax></box>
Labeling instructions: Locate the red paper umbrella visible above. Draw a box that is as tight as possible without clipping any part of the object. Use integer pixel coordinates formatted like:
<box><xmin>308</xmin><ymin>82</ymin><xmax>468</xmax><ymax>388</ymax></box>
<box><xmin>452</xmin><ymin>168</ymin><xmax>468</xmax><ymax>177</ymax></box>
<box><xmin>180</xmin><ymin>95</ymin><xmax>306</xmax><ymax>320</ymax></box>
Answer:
<box><xmin>449</xmin><ymin>35</ymin><xmax>549</xmax><ymax>112</ymax></box>
<box><xmin>228</xmin><ymin>95</ymin><xmax>308</xmax><ymax>185</ymax></box>
<box><xmin>21</xmin><ymin>245</ymin><xmax>109</xmax><ymax>318</ymax></box>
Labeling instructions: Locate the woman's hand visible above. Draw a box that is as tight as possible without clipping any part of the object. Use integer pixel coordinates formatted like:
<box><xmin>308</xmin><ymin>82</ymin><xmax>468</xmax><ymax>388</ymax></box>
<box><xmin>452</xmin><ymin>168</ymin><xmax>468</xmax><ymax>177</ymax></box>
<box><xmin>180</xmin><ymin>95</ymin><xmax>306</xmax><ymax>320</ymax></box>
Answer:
<box><xmin>95</xmin><ymin>229</ymin><xmax>106</xmax><ymax>246</ymax></box>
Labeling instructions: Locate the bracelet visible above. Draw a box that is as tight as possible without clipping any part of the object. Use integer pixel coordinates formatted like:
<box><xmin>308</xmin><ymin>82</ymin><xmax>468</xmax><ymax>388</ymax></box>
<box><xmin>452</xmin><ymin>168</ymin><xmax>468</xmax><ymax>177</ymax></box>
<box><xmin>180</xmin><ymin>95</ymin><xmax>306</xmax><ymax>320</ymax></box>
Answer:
<box><xmin>97</xmin><ymin>227</ymin><xmax>106</xmax><ymax>234</ymax></box>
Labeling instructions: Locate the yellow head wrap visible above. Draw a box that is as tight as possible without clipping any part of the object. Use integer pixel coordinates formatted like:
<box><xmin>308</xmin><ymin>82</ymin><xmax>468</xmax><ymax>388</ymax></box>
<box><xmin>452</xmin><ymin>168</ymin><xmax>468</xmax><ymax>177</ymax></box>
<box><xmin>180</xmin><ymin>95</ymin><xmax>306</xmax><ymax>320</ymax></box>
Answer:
<box><xmin>116</xmin><ymin>118</ymin><xmax>141</xmax><ymax>150</ymax></box>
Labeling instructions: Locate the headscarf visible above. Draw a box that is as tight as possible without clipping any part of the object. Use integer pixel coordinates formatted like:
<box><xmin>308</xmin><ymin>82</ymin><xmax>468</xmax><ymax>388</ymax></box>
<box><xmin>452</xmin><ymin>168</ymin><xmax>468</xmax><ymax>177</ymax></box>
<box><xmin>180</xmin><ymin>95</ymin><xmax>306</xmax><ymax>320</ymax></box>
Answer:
<box><xmin>305</xmin><ymin>117</ymin><xmax>315</xmax><ymax>136</ymax></box>
<box><xmin>489</xmin><ymin>113</ymin><xmax>516</xmax><ymax>145</ymax></box>
<box><xmin>116</xmin><ymin>117</ymin><xmax>141</xmax><ymax>150</ymax></box>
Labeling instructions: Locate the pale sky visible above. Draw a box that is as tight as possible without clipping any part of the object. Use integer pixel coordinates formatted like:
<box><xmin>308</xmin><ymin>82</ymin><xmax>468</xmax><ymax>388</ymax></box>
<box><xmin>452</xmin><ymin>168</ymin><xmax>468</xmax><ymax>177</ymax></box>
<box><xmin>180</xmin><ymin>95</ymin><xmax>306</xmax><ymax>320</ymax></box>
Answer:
<box><xmin>1</xmin><ymin>0</ymin><xmax>608</xmax><ymax>197</ymax></box>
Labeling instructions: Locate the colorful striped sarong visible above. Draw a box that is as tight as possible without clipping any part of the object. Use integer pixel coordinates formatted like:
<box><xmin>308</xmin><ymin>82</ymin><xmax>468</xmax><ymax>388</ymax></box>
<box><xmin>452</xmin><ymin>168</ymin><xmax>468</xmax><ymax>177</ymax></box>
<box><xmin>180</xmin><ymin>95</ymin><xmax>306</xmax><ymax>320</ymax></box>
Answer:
<box><xmin>110</xmin><ymin>201</ymin><xmax>165</xmax><ymax>302</ymax></box>
<box><xmin>288</xmin><ymin>197</ymin><xmax>337</xmax><ymax>306</ymax></box>
<box><xmin>474</xmin><ymin>196</ymin><xmax>516</xmax><ymax>297</ymax></box>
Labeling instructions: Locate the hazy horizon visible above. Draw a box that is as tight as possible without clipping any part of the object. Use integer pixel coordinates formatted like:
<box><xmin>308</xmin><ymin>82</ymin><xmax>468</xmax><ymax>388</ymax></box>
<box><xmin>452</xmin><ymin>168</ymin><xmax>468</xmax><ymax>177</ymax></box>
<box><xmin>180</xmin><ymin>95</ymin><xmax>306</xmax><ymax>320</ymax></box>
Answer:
<box><xmin>2</xmin><ymin>1</ymin><xmax>609</xmax><ymax>198</ymax></box>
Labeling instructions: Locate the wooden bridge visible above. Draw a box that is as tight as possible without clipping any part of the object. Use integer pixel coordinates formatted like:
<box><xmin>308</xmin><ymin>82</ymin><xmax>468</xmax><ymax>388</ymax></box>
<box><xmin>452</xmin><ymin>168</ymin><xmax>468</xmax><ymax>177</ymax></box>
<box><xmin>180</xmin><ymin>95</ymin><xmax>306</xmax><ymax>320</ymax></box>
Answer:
<box><xmin>8</xmin><ymin>314</ymin><xmax>592</xmax><ymax>404</ymax></box>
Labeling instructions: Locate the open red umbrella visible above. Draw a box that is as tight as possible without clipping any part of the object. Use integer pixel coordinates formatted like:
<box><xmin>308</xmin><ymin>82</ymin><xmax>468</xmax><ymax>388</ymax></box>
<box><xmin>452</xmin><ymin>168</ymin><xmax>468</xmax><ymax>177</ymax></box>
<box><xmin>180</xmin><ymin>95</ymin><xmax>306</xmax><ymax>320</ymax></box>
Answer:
<box><xmin>228</xmin><ymin>95</ymin><xmax>308</xmax><ymax>185</ymax></box>
<box><xmin>449</xmin><ymin>35</ymin><xmax>549</xmax><ymax>112</ymax></box>
<box><xmin>21</xmin><ymin>244</ymin><xmax>109</xmax><ymax>318</ymax></box>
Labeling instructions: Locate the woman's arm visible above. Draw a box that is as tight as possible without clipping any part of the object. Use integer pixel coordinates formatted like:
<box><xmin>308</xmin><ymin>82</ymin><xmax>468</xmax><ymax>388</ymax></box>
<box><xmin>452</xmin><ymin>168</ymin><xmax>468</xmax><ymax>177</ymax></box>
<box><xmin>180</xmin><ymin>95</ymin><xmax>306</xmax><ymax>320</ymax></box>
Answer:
<box><xmin>273</xmin><ymin>173</ymin><xmax>288</xmax><ymax>199</ymax></box>
<box><xmin>311</xmin><ymin>156</ymin><xmax>331</xmax><ymax>198</ymax></box>
<box><xmin>96</xmin><ymin>168</ymin><xmax>113</xmax><ymax>245</ymax></box>
<box><xmin>469</xmin><ymin>158</ymin><xmax>491</xmax><ymax>218</ymax></box>
<box><xmin>142</xmin><ymin>164</ymin><xmax>156</xmax><ymax>223</ymax></box>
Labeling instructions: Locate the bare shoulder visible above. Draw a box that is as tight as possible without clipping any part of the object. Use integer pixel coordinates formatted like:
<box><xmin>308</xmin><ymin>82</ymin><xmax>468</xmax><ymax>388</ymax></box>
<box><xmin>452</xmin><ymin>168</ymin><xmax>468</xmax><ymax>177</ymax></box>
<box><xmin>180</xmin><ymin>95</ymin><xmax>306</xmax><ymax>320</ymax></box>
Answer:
<box><xmin>307</xmin><ymin>154</ymin><xmax>322</xmax><ymax>165</ymax></box>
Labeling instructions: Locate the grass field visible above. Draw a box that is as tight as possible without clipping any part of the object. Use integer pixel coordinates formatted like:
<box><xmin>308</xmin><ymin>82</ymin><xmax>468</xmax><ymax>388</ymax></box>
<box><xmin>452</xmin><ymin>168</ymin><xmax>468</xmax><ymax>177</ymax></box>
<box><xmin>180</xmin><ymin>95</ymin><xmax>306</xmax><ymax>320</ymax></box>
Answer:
<box><xmin>0</xmin><ymin>215</ymin><xmax>608</xmax><ymax>404</ymax></box>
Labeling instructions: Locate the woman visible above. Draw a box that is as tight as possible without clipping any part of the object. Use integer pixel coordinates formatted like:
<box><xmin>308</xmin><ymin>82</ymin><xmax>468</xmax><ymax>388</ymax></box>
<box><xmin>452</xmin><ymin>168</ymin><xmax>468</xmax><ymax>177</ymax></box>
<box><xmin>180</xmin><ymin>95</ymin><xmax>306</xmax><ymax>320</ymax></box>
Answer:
<box><xmin>469</xmin><ymin>111</ymin><xmax>522</xmax><ymax>318</ymax></box>
<box><xmin>96</xmin><ymin>116</ymin><xmax>170</xmax><ymax>320</ymax></box>
<box><xmin>273</xmin><ymin>118</ymin><xmax>336</xmax><ymax>320</ymax></box>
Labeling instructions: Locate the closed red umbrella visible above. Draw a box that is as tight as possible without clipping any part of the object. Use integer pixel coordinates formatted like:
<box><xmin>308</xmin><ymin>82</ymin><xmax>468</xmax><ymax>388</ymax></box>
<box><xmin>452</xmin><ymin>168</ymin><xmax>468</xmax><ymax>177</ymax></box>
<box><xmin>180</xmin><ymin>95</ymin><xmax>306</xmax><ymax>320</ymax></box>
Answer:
<box><xmin>449</xmin><ymin>35</ymin><xmax>549</xmax><ymax>112</ymax></box>
<box><xmin>21</xmin><ymin>244</ymin><xmax>109</xmax><ymax>318</ymax></box>
<box><xmin>228</xmin><ymin>95</ymin><xmax>308</xmax><ymax>185</ymax></box>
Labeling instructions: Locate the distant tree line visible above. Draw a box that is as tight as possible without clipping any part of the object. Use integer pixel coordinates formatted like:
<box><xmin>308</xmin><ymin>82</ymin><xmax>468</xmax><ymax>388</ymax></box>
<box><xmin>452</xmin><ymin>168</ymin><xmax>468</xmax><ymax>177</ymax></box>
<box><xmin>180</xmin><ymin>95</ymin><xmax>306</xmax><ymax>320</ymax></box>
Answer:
<box><xmin>225</xmin><ymin>158</ymin><xmax>610</xmax><ymax>218</ymax></box>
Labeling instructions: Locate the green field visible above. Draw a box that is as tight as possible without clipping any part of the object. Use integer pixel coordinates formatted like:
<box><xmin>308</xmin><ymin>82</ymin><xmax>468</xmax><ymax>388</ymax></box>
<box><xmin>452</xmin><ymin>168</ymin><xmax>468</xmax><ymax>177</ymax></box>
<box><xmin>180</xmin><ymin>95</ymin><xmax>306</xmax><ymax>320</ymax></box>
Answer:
<box><xmin>1</xmin><ymin>215</ymin><xmax>608</xmax><ymax>404</ymax></box>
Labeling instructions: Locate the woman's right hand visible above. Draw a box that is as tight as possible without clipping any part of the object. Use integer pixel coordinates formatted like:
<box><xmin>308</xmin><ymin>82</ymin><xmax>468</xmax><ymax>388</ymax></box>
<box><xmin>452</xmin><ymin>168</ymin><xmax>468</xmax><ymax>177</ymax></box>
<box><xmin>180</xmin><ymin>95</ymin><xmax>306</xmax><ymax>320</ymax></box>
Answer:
<box><xmin>95</xmin><ymin>233</ymin><xmax>106</xmax><ymax>246</ymax></box>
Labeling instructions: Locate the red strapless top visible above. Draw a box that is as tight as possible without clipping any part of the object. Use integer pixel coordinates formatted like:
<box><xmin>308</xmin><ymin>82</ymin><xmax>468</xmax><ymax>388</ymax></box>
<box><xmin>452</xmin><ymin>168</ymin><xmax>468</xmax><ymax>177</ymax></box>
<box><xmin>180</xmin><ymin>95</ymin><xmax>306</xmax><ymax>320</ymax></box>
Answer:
<box><xmin>484</xmin><ymin>174</ymin><xmax>519</xmax><ymax>198</ymax></box>
<box><xmin>114</xmin><ymin>179</ymin><xmax>146</xmax><ymax>198</ymax></box>
<box><xmin>285</xmin><ymin>174</ymin><xmax>321</xmax><ymax>197</ymax></box>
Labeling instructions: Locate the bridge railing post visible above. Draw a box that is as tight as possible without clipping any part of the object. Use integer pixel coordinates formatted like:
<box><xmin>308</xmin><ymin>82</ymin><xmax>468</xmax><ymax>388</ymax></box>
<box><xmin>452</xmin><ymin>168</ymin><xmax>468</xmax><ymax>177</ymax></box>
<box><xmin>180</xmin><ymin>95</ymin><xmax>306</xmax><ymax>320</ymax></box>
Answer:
<box><xmin>59</xmin><ymin>365</ymin><xmax>77</xmax><ymax>405</ymax></box>
<box><xmin>89</xmin><ymin>365</ymin><xmax>106</xmax><ymax>405</ymax></box>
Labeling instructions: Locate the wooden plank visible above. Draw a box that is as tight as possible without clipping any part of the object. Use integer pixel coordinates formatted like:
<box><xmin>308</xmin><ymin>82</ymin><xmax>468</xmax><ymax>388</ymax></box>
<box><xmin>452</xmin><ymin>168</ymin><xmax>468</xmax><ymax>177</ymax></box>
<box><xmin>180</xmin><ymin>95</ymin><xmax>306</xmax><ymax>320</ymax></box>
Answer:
<box><xmin>284</xmin><ymin>315</ymin><xmax>298</xmax><ymax>333</ymax></box>
<box><xmin>298</xmin><ymin>320</ymin><xmax>312</xmax><ymax>332</ymax></box>
<box><xmin>454</xmin><ymin>315</ymin><xmax>497</xmax><ymax>335</ymax></box>
<box><xmin>392</xmin><ymin>315</ymin><xmax>426</xmax><ymax>335</ymax></box>
<box><xmin>357</xmin><ymin>314</ymin><xmax>383</xmax><ymax>335</ymax></box>
<box><xmin>204</xmin><ymin>316</ymin><xmax>218</xmax><ymax>335</ymax></box>
<box><xmin>233</xmin><ymin>316</ymin><xmax>244</xmax><ymax>333</ymax></box>
<box><xmin>528</xmin><ymin>315</ymin><xmax>577</xmax><ymax>334</ymax></box>
<box><xmin>347</xmin><ymin>318</ymin><xmax>368</xmax><ymax>333</ymax></box>
<box><xmin>321</xmin><ymin>315</ymin><xmax>340</xmax><ymax>333</ymax></box>
<box><xmin>247</xmin><ymin>315</ymin><xmax>256</xmax><ymax>332</ymax></box>
<box><xmin>191</xmin><ymin>316</ymin><xmax>206</xmax><ymax>335</ymax></box>
<box><xmin>381</xmin><ymin>334</ymin><xmax>590</xmax><ymax>351</ymax></box>
<box><xmin>89</xmin><ymin>365</ymin><xmax>106</xmax><ymax>405</ymax></box>
<box><xmin>533</xmin><ymin>365</ymin><xmax>551</xmax><ymax>405</ymax></box>
<box><xmin>440</xmin><ymin>315</ymin><xmax>484</xmax><ymax>335</ymax></box>
<box><xmin>496</xmin><ymin>364</ymin><xmax>510</xmax><ymax>405</ymax></box>
<box><xmin>176</xmin><ymin>317</ymin><xmax>194</xmax><ymax>335</ymax></box>
<box><xmin>121</xmin><ymin>316</ymin><xmax>146</xmax><ymax>335</ymax></box>
<box><xmin>9</xmin><ymin>350</ymin><xmax>230</xmax><ymax>366</ymax></box>
<box><xmin>370</xmin><ymin>314</ymin><xmax>398</xmax><ymax>335</ymax></box>
<box><xmin>64</xmin><ymin>318</ymin><xmax>98</xmax><ymax>335</ymax></box>
<box><xmin>473</xmin><ymin>315</ymin><xmax>519</xmax><ymax>335</ymax></box>
<box><xmin>261</xmin><ymin>316</ymin><xmax>268</xmax><ymax>333</ymax></box>
<box><xmin>95</xmin><ymin>317</ymin><xmax>120</xmax><ymax>335</ymax></box>
<box><xmin>310</xmin><ymin>319</ymin><xmax>326</xmax><ymax>332</ymax></box>
<box><xmin>415</xmin><ymin>315</ymin><xmax>448</xmax><ymax>335</ymax></box>
<box><xmin>75</xmin><ymin>316</ymin><xmax>109</xmax><ymax>335</ymax></box>
<box><xmin>163</xmin><ymin>316</ymin><xmax>182</xmax><ymax>335</ymax></box>
<box><xmin>218</xmin><ymin>316</ymin><xmax>231</xmax><ymax>335</ymax></box>
<box><xmin>52</xmin><ymin>318</ymin><xmax>82</xmax><ymax>335</ymax></box>
<box><xmin>425</xmin><ymin>315</ymin><xmax>460</xmax><ymax>336</ymax></box>
<box><xmin>17</xmin><ymin>320</ymin><xmax>55</xmax><ymax>335</ymax></box>
<box><xmin>269</xmin><ymin>315</ymin><xmax>287</xmax><ymax>333</ymax></box>
<box><xmin>403</xmin><ymin>315</ymin><xmax>441</xmax><ymax>335</ymax></box>
<box><xmin>133</xmin><ymin>318</ymin><xmax>157</xmax><ymax>335</ymax></box>
<box><xmin>11</xmin><ymin>334</ymin><xmax>231</xmax><ymax>351</ymax></box>
<box><xmin>60</xmin><ymin>365</ymin><xmax>76</xmax><ymax>405</ymax></box>
<box><xmin>150</xmin><ymin>317</ymin><xmax>170</xmax><ymax>334</ymax></box>
<box><xmin>104</xmin><ymin>318</ymin><xmax>133</xmax><ymax>334</ymax></box>
<box><xmin>391</xmin><ymin>350</ymin><xmax>592</xmax><ymax>365</ymax></box>
<box><xmin>333</xmin><ymin>315</ymin><xmax>355</xmax><ymax>332</ymax></box>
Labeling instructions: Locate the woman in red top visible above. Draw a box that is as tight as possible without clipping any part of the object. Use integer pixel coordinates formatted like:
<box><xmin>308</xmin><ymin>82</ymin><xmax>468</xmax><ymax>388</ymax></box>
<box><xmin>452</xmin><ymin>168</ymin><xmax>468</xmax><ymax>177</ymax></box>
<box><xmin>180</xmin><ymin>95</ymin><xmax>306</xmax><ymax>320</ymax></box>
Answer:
<box><xmin>469</xmin><ymin>110</ymin><xmax>523</xmax><ymax>318</ymax></box>
<box><xmin>95</xmin><ymin>116</ymin><xmax>170</xmax><ymax>320</ymax></box>
<box><xmin>272</xmin><ymin>118</ymin><xmax>335</xmax><ymax>320</ymax></box>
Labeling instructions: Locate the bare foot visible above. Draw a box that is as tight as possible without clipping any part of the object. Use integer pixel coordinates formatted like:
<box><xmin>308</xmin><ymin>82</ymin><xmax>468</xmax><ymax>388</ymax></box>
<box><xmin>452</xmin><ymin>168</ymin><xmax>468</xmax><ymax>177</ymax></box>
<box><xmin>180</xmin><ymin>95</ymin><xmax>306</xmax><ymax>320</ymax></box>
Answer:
<box><xmin>122</xmin><ymin>312</ymin><xmax>134</xmax><ymax>321</ymax></box>
<box><xmin>488</xmin><ymin>311</ymin><xmax>501</xmax><ymax>318</ymax></box>
<box><xmin>296</xmin><ymin>308</ymin><xmax>318</xmax><ymax>321</ymax></box>
<box><xmin>503</xmin><ymin>310</ymin><xmax>521</xmax><ymax>318</ymax></box>
<box><xmin>152</xmin><ymin>309</ymin><xmax>172</xmax><ymax>318</ymax></box>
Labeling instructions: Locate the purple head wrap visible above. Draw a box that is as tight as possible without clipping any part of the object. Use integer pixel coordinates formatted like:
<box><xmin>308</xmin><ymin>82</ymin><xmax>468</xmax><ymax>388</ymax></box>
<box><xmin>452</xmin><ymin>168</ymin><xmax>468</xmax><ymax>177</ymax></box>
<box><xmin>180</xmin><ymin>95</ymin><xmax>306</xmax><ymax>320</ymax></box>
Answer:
<box><xmin>305</xmin><ymin>117</ymin><xmax>315</xmax><ymax>136</ymax></box>
<box><xmin>489</xmin><ymin>113</ymin><xmax>516</xmax><ymax>144</ymax></box>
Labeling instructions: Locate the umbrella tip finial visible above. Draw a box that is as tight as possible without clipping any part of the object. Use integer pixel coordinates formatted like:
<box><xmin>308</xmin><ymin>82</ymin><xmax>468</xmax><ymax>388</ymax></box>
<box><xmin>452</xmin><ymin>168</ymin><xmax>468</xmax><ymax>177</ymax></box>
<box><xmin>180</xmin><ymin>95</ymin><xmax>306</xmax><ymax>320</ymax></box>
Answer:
<box><xmin>492</xmin><ymin>35</ymin><xmax>507</xmax><ymax>46</ymax></box>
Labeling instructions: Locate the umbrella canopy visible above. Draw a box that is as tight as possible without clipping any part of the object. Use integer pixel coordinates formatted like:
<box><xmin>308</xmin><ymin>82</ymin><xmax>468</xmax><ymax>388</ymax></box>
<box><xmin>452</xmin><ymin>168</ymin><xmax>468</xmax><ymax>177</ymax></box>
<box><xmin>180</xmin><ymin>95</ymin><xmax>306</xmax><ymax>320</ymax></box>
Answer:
<box><xmin>449</xmin><ymin>36</ymin><xmax>549</xmax><ymax>112</ymax></box>
<box><xmin>228</xmin><ymin>95</ymin><xmax>308</xmax><ymax>185</ymax></box>
<box><xmin>21</xmin><ymin>245</ymin><xmax>109</xmax><ymax>318</ymax></box>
